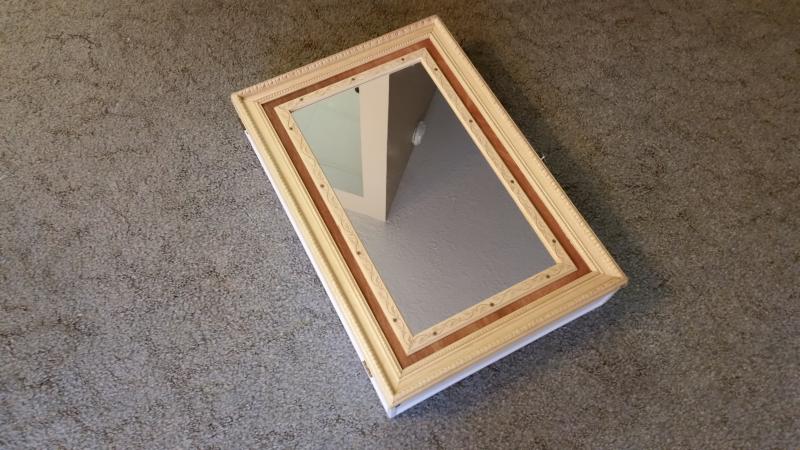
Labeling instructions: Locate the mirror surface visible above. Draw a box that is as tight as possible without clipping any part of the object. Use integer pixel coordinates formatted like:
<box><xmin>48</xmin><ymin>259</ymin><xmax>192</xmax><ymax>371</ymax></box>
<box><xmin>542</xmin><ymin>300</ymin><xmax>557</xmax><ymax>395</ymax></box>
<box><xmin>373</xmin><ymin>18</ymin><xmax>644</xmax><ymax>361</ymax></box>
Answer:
<box><xmin>292</xmin><ymin>64</ymin><xmax>554</xmax><ymax>334</ymax></box>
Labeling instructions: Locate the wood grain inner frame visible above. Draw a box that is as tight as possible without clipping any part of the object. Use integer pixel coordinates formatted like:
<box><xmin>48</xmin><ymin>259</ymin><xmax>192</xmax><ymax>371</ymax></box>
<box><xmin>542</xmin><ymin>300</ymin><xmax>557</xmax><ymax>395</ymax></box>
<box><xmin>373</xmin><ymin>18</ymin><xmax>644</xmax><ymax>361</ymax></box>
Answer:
<box><xmin>261</xmin><ymin>39</ymin><xmax>591</xmax><ymax>369</ymax></box>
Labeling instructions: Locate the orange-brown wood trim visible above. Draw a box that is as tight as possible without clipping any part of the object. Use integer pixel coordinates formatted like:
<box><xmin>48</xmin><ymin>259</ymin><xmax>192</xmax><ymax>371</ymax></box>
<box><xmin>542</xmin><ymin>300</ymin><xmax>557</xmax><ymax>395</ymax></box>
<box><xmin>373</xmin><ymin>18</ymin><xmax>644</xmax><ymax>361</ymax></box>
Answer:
<box><xmin>262</xmin><ymin>39</ymin><xmax>590</xmax><ymax>368</ymax></box>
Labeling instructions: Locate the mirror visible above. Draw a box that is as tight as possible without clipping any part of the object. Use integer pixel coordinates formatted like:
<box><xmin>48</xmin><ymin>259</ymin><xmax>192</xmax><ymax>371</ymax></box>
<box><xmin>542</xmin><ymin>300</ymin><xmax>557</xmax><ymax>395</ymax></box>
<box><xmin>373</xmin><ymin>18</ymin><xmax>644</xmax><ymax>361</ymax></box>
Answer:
<box><xmin>235</xmin><ymin>16</ymin><xmax>628</xmax><ymax>416</ymax></box>
<box><xmin>292</xmin><ymin>64</ymin><xmax>554</xmax><ymax>335</ymax></box>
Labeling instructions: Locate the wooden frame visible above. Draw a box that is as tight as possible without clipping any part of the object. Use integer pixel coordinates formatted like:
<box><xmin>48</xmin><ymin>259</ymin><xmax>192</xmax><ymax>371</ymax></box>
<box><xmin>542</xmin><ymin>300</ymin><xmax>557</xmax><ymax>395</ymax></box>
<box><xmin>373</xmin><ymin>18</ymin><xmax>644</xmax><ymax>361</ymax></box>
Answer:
<box><xmin>232</xmin><ymin>16</ymin><xmax>627</xmax><ymax>417</ymax></box>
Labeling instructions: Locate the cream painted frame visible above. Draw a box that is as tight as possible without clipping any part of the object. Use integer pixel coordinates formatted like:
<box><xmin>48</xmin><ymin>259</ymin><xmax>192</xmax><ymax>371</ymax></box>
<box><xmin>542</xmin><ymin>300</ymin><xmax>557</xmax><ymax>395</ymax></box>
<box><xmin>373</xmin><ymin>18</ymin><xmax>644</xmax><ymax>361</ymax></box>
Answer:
<box><xmin>232</xmin><ymin>16</ymin><xmax>627</xmax><ymax>417</ymax></box>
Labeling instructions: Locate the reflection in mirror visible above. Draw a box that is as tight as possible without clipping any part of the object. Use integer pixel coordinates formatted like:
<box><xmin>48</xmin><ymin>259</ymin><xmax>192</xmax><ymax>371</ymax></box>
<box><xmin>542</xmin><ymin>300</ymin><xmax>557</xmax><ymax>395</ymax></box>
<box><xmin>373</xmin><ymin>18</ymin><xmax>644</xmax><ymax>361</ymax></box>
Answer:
<box><xmin>292</xmin><ymin>64</ymin><xmax>555</xmax><ymax>334</ymax></box>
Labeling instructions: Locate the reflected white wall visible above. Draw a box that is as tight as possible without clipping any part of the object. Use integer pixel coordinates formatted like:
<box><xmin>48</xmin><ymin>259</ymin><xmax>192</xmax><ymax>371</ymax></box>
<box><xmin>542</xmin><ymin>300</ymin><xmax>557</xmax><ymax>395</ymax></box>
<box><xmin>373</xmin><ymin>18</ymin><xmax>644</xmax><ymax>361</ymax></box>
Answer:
<box><xmin>293</xmin><ymin>89</ymin><xmax>363</xmax><ymax>195</ymax></box>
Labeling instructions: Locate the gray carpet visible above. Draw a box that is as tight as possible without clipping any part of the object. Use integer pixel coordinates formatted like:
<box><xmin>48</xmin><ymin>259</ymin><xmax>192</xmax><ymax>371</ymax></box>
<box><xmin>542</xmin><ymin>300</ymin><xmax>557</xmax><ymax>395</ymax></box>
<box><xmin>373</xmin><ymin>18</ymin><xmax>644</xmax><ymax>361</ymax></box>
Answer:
<box><xmin>2</xmin><ymin>1</ymin><xmax>798</xmax><ymax>448</ymax></box>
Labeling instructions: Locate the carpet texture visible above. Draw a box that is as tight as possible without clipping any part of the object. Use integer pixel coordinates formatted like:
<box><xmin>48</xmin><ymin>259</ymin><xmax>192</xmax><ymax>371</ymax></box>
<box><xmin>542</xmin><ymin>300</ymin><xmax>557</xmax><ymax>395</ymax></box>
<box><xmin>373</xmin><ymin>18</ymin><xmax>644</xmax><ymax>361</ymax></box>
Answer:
<box><xmin>1</xmin><ymin>1</ymin><xmax>798</xmax><ymax>448</ymax></box>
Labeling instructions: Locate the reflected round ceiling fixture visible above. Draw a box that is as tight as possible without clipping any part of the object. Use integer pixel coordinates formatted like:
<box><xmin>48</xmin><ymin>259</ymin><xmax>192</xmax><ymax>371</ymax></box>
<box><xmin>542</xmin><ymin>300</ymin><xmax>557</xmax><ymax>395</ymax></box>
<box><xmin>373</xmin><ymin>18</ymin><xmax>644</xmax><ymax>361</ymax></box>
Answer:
<box><xmin>411</xmin><ymin>121</ymin><xmax>426</xmax><ymax>146</ymax></box>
